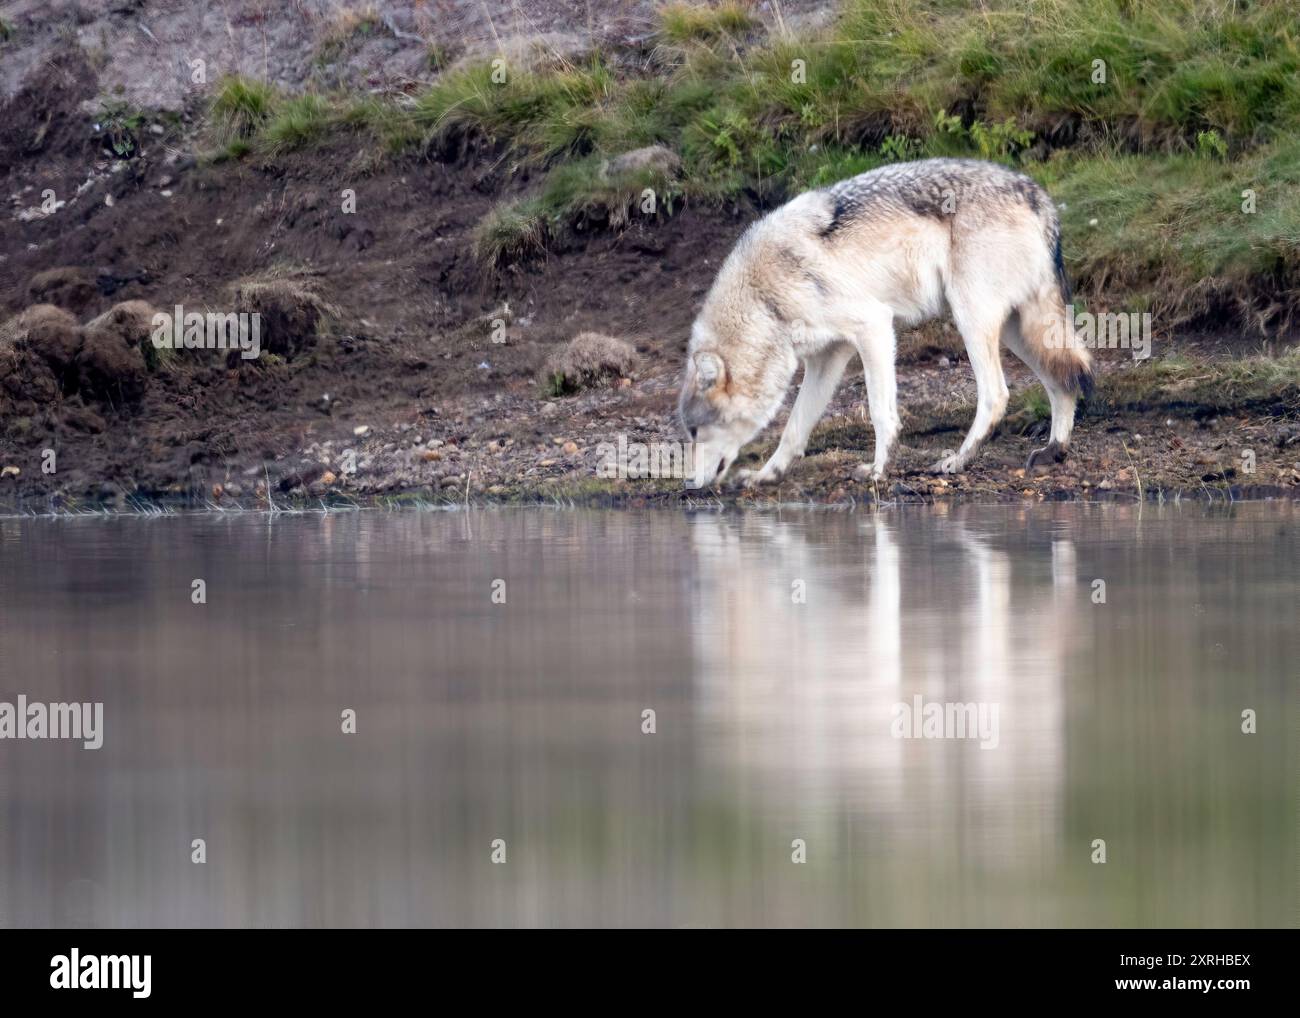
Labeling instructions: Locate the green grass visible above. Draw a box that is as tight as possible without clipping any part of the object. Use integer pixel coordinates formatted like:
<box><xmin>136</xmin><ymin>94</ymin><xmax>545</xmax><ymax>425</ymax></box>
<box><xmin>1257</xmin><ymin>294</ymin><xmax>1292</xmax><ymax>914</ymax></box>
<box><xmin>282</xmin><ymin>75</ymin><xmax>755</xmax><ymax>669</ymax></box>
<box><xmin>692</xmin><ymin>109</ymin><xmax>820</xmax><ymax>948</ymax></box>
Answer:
<box><xmin>472</xmin><ymin>155</ymin><xmax>682</xmax><ymax>267</ymax></box>
<box><xmin>1099</xmin><ymin>347</ymin><xmax>1300</xmax><ymax>411</ymax></box>
<box><xmin>199</xmin><ymin>2</ymin><xmax>1300</xmax><ymax>323</ymax></box>
<box><xmin>1040</xmin><ymin>135</ymin><xmax>1300</xmax><ymax>326</ymax></box>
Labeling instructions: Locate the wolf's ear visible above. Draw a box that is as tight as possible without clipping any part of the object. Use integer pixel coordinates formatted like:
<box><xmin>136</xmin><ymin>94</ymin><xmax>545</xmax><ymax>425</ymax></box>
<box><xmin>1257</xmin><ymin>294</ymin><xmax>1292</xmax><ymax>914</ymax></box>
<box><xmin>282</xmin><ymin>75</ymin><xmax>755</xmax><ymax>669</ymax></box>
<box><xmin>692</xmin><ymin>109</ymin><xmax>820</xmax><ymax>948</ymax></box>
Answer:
<box><xmin>695</xmin><ymin>351</ymin><xmax>725</xmax><ymax>391</ymax></box>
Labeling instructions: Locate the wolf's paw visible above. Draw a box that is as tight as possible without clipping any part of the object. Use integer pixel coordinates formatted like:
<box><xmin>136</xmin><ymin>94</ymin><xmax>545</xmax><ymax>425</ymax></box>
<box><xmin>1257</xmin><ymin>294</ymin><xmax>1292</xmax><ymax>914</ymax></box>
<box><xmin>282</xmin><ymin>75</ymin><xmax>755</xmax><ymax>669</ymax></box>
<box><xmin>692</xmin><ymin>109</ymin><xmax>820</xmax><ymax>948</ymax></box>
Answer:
<box><xmin>929</xmin><ymin>449</ymin><xmax>964</xmax><ymax>475</ymax></box>
<box><xmin>736</xmin><ymin>464</ymin><xmax>783</xmax><ymax>487</ymax></box>
<box><xmin>1026</xmin><ymin>441</ymin><xmax>1068</xmax><ymax>471</ymax></box>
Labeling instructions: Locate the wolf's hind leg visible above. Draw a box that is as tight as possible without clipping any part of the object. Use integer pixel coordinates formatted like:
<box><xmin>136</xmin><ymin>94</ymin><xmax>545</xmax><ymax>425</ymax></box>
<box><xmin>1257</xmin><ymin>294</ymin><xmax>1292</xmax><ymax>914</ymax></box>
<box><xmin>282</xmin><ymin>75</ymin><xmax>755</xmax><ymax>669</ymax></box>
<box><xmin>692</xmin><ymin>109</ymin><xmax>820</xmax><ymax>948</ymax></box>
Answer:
<box><xmin>738</xmin><ymin>343</ymin><xmax>853</xmax><ymax>485</ymax></box>
<box><xmin>1000</xmin><ymin>310</ymin><xmax>1078</xmax><ymax>468</ymax></box>
<box><xmin>933</xmin><ymin>299</ymin><xmax>1010</xmax><ymax>474</ymax></box>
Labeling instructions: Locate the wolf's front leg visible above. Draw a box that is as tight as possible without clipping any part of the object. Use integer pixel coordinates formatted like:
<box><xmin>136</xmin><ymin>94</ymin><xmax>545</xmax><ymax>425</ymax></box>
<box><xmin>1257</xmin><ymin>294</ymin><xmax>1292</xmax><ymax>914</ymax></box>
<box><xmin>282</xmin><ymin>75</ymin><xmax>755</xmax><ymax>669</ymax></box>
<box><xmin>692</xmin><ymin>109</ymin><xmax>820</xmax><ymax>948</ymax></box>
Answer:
<box><xmin>737</xmin><ymin>345</ymin><xmax>853</xmax><ymax>486</ymax></box>
<box><xmin>849</xmin><ymin>318</ymin><xmax>901</xmax><ymax>481</ymax></box>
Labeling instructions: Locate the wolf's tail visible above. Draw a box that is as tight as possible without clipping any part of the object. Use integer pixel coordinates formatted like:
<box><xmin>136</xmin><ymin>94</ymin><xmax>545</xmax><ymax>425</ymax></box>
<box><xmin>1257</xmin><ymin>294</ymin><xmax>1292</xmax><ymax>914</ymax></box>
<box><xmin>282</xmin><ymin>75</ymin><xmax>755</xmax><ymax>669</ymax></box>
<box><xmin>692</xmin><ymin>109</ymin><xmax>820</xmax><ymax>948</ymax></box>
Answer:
<box><xmin>1018</xmin><ymin>280</ymin><xmax>1093</xmax><ymax>401</ymax></box>
<box><xmin>1050</xmin><ymin>225</ymin><xmax>1071</xmax><ymax>307</ymax></box>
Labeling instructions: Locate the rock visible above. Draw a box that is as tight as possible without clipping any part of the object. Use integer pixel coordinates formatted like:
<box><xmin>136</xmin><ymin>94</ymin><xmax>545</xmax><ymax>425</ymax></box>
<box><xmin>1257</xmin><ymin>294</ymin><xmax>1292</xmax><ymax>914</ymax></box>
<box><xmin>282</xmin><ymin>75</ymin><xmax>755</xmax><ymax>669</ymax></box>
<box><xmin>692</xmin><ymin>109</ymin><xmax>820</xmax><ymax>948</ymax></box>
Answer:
<box><xmin>542</xmin><ymin>332</ymin><xmax>639</xmax><ymax>395</ymax></box>
<box><xmin>1</xmin><ymin>465</ymin><xmax>19</xmax><ymax>478</ymax></box>
<box><xmin>851</xmin><ymin>463</ymin><xmax>874</xmax><ymax>481</ymax></box>
<box><xmin>606</xmin><ymin>145</ymin><xmax>682</xmax><ymax>180</ymax></box>
<box><xmin>319</xmin><ymin>470</ymin><xmax>337</xmax><ymax>486</ymax></box>
<box><xmin>562</xmin><ymin>441</ymin><xmax>579</xmax><ymax>455</ymax></box>
<box><xmin>353</xmin><ymin>425</ymin><xmax>370</xmax><ymax>437</ymax></box>
<box><xmin>277</xmin><ymin>463</ymin><xmax>325</xmax><ymax>493</ymax></box>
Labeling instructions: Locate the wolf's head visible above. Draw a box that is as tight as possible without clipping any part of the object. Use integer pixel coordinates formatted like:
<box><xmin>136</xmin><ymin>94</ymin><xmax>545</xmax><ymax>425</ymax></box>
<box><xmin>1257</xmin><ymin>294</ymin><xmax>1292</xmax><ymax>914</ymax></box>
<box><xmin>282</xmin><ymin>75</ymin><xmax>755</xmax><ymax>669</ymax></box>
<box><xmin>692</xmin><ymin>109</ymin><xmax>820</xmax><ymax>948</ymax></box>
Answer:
<box><xmin>679</xmin><ymin>318</ymin><xmax>793</xmax><ymax>489</ymax></box>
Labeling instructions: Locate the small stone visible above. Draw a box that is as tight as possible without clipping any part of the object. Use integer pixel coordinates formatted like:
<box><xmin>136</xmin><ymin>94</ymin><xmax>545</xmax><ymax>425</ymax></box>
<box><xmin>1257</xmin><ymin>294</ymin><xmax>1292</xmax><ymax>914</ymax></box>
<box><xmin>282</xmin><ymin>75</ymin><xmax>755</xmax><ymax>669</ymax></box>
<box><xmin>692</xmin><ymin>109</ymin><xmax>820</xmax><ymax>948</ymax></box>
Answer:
<box><xmin>211</xmin><ymin>483</ymin><xmax>224</xmax><ymax>499</ymax></box>
<box><xmin>562</xmin><ymin>441</ymin><xmax>579</xmax><ymax>455</ymax></box>
<box><xmin>320</xmin><ymin>470</ymin><xmax>337</xmax><ymax>486</ymax></box>
<box><xmin>1</xmin><ymin>465</ymin><xmax>19</xmax><ymax>478</ymax></box>
<box><xmin>353</xmin><ymin>425</ymin><xmax>370</xmax><ymax>437</ymax></box>
<box><xmin>422</xmin><ymin>450</ymin><xmax>442</xmax><ymax>462</ymax></box>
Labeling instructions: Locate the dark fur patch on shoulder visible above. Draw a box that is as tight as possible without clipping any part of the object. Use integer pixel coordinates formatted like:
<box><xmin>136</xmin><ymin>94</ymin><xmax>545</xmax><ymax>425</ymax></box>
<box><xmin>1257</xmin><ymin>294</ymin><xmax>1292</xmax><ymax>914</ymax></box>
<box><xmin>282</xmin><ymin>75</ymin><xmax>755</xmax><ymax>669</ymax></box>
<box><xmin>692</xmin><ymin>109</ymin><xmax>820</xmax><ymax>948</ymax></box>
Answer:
<box><xmin>818</xmin><ymin>193</ymin><xmax>850</xmax><ymax>238</ymax></box>
<box><xmin>899</xmin><ymin>186</ymin><xmax>951</xmax><ymax>220</ymax></box>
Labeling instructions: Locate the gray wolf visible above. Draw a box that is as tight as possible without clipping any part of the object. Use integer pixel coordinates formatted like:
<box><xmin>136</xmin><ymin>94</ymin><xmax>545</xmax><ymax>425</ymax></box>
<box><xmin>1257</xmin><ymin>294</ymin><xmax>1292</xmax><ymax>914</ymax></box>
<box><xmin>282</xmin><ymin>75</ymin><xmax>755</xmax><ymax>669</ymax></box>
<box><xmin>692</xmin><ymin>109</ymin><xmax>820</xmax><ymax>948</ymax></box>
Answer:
<box><xmin>678</xmin><ymin>158</ymin><xmax>1093</xmax><ymax>489</ymax></box>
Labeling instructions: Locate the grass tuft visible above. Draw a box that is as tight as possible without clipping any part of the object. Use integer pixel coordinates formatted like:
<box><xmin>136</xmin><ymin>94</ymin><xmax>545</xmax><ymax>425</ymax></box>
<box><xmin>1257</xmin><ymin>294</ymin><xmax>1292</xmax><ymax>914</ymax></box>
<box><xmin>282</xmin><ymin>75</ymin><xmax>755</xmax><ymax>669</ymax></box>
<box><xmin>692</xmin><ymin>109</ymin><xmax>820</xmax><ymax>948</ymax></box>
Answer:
<box><xmin>211</xmin><ymin>76</ymin><xmax>276</xmax><ymax>144</ymax></box>
<box><xmin>658</xmin><ymin>1</ymin><xmax>756</xmax><ymax>44</ymax></box>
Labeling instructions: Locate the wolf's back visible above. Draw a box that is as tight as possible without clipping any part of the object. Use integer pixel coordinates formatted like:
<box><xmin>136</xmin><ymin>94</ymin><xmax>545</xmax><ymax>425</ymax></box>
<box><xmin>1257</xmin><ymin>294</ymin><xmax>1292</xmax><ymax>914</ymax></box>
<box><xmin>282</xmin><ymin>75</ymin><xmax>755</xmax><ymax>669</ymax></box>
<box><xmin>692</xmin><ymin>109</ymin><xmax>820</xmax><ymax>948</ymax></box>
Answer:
<box><xmin>818</xmin><ymin>159</ymin><xmax>1088</xmax><ymax>395</ymax></box>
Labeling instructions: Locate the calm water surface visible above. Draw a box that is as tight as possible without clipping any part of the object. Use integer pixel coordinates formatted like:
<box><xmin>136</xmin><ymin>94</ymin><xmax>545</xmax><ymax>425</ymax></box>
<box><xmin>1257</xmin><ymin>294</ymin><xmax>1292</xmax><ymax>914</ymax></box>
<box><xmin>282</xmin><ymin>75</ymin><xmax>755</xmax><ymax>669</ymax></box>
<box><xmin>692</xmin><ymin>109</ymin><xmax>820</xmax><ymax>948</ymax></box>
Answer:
<box><xmin>0</xmin><ymin>503</ymin><xmax>1295</xmax><ymax>927</ymax></box>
